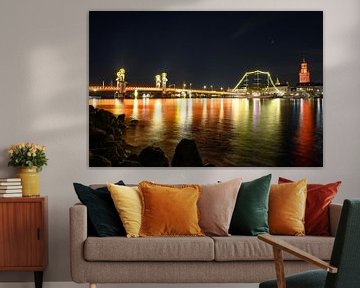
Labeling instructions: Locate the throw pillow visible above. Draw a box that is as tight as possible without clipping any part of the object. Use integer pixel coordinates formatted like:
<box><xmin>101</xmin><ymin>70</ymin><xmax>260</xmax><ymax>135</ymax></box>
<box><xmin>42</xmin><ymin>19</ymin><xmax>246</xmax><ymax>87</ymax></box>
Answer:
<box><xmin>279</xmin><ymin>177</ymin><xmax>341</xmax><ymax>236</ymax></box>
<box><xmin>229</xmin><ymin>174</ymin><xmax>272</xmax><ymax>236</ymax></box>
<box><xmin>107</xmin><ymin>183</ymin><xmax>142</xmax><ymax>238</ymax></box>
<box><xmin>269</xmin><ymin>179</ymin><xmax>307</xmax><ymax>236</ymax></box>
<box><xmin>138</xmin><ymin>181</ymin><xmax>203</xmax><ymax>237</ymax></box>
<box><xmin>198</xmin><ymin>178</ymin><xmax>242</xmax><ymax>236</ymax></box>
<box><xmin>73</xmin><ymin>181</ymin><xmax>126</xmax><ymax>237</ymax></box>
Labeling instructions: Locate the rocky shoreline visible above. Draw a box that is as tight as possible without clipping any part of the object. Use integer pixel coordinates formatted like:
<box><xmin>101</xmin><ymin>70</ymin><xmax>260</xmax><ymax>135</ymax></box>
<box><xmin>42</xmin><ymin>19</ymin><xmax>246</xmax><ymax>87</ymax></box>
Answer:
<box><xmin>89</xmin><ymin>105</ymin><xmax>213</xmax><ymax>167</ymax></box>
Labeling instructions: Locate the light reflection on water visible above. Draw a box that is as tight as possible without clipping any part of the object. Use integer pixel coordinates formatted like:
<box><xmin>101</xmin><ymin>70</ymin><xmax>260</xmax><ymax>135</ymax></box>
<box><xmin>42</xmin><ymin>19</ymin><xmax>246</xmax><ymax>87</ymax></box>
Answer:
<box><xmin>89</xmin><ymin>98</ymin><xmax>323</xmax><ymax>166</ymax></box>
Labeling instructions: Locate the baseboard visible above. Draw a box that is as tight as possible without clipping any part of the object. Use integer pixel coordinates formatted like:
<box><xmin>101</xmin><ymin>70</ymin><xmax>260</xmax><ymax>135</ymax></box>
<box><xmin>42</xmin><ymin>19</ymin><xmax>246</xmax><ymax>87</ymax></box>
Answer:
<box><xmin>0</xmin><ymin>282</ymin><xmax>259</xmax><ymax>288</ymax></box>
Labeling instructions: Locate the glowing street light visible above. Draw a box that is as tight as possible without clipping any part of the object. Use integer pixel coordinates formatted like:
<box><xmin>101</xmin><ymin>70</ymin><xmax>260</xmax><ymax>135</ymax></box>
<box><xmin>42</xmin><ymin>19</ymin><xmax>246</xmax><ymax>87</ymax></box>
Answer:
<box><xmin>203</xmin><ymin>85</ymin><xmax>207</xmax><ymax>90</ymax></box>
<box><xmin>182</xmin><ymin>83</ymin><xmax>187</xmax><ymax>98</ymax></box>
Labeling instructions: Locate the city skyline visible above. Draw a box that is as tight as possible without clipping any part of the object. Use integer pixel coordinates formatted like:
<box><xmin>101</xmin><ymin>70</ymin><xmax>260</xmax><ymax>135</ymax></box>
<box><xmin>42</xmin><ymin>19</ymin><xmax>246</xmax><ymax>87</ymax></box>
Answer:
<box><xmin>89</xmin><ymin>11</ymin><xmax>323</xmax><ymax>88</ymax></box>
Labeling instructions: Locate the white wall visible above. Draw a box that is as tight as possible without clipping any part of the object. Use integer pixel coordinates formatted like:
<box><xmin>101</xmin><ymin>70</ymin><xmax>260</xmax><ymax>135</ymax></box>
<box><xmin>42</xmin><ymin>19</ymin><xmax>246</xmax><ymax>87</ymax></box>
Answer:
<box><xmin>0</xmin><ymin>0</ymin><xmax>359</xmax><ymax>283</ymax></box>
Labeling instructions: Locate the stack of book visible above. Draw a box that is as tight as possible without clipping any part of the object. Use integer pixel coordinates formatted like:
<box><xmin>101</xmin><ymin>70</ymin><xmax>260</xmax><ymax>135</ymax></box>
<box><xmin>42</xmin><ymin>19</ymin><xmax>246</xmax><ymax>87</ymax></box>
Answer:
<box><xmin>0</xmin><ymin>178</ymin><xmax>22</xmax><ymax>197</ymax></box>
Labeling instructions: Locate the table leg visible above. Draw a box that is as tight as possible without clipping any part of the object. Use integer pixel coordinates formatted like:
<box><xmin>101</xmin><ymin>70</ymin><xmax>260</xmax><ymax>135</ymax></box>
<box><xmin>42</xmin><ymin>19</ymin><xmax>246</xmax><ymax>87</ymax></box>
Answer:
<box><xmin>34</xmin><ymin>271</ymin><xmax>43</xmax><ymax>288</ymax></box>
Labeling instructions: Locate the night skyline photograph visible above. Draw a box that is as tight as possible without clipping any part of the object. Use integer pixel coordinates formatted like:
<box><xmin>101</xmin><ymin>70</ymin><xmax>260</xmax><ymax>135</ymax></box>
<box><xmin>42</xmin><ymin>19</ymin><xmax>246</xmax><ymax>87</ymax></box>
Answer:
<box><xmin>89</xmin><ymin>11</ymin><xmax>323</xmax><ymax>167</ymax></box>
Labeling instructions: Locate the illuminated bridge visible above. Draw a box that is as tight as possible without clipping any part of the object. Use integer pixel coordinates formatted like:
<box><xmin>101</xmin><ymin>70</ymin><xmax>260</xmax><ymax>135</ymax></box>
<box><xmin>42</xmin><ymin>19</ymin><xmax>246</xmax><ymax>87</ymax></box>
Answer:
<box><xmin>89</xmin><ymin>70</ymin><xmax>284</xmax><ymax>98</ymax></box>
<box><xmin>88</xmin><ymin>86</ymin><xmax>242</xmax><ymax>97</ymax></box>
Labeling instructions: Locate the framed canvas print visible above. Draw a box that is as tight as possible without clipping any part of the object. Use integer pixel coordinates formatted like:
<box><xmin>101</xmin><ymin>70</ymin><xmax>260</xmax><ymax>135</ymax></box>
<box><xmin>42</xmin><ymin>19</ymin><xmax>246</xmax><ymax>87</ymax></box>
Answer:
<box><xmin>89</xmin><ymin>11</ymin><xmax>323</xmax><ymax>167</ymax></box>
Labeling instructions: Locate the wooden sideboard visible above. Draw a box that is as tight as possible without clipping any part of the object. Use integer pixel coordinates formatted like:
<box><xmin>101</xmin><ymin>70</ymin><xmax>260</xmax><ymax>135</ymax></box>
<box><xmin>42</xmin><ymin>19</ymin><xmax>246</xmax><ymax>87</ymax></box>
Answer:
<box><xmin>0</xmin><ymin>197</ymin><xmax>48</xmax><ymax>288</ymax></box>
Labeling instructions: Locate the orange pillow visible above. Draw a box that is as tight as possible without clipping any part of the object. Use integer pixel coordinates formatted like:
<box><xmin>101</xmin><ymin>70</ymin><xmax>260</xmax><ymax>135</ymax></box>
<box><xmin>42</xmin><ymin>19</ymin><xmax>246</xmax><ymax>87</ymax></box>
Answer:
<box><xmin>138</xmin><ymin>181</ymin><xmax>204</xmax><ymax>237</ymax></box>
<box><xmin>269</xmin><ymin>179</ymin><xmax>307</xmax><ymax>236</ymax></box>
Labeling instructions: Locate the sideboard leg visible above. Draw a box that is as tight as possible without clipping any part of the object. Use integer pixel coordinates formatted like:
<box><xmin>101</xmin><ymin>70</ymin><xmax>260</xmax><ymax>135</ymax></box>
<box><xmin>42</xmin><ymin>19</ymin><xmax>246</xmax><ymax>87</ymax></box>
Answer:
<box><xmin>34</xmin><ymin>271</ymin><xmax>43</xmax><ymax>288</ymax></box>
<box><xmin>90</xmin><ymin>283</ymin><xmax>97</xmax><ymax>288</ymax></box>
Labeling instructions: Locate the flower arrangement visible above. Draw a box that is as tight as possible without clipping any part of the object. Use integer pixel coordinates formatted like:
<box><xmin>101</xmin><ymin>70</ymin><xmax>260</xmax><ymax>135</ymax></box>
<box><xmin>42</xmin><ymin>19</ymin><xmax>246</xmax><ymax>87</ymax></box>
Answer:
<box><xmin>8</xmin><ymin>143</ymin><xmax>48</xmax><ymax>172</ymax></box>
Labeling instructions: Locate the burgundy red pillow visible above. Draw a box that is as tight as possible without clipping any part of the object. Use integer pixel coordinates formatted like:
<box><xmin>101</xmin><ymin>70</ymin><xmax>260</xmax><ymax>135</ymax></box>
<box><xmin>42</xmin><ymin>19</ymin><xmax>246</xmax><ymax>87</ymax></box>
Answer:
<box><xmin>278</xmin><ymin>177</ymin><xmax>341</xmax><ymax>236</ymax></box>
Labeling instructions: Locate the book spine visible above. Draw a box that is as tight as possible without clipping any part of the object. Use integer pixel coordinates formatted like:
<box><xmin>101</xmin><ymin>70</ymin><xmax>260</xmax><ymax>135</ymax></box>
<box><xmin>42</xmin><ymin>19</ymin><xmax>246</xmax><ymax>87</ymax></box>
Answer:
<box><xmin>0</xmin><ymin>183</ymin><xmax>22</xmax><ymax>186</ymax></box>
<box><xmin>0</xmin><ymin>178</ymin><xmax>21</xmax><ymax>182</ymax></box>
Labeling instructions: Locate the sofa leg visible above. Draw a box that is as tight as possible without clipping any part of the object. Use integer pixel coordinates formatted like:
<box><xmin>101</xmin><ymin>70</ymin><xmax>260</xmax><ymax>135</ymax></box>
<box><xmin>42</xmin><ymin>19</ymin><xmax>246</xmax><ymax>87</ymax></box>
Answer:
<box><xmin>89</xmin><ymin>283</ymin><xmax>96</xmax><ymax>288</ymax></box>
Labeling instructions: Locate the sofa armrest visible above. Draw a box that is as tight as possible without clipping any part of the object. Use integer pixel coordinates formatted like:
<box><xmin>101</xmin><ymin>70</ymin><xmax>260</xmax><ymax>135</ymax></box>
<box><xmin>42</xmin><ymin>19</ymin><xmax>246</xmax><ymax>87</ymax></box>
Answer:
<box><xmin>329</xmin><ymin>203</ymin><xmax>342</xmax><ymax>237</ymax></box>
<box><xmin>69</xmin><ymin>203</ymin><xmax>88</xmax><ymax>283</ymax></box>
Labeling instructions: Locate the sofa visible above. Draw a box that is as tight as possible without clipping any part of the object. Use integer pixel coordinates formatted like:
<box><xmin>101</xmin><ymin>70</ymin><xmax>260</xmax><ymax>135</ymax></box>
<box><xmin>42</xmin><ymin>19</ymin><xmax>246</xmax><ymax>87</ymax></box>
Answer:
<box><xmin>70</xmin><ymin>201</ymin><xmax>342</xmax><ymax>287</ymax></box>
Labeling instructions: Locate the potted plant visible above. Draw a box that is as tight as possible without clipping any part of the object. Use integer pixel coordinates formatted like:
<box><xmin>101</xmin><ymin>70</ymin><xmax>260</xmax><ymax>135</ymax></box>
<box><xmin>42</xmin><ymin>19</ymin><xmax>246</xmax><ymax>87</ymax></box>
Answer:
<box><xmin>8</xmin><ymin>143</ymin><xmax>48</xmax><ymax>197</ymax></box>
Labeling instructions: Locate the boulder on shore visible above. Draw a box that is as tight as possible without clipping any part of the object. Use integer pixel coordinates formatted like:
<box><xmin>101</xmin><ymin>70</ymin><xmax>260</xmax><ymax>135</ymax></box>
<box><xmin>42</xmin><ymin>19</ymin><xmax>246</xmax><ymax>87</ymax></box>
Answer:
<box><xmin>89</xmin><ymin>106</ymin><xmax>129</xmax><ymax>166</ymax></box>
<box><xmin>89</xmin><ymin>106</ymin><xmax>211</xmax><ymax>167</ymax></box>
<box><xmin>139</xmin><ymin>146</ymin><xmax>169</xmax><ymax>167</ymax></box>
<box><xmin>171</xmin><ymin>138</ymin><xmax>203</xmax><ymax>167</ymax></box>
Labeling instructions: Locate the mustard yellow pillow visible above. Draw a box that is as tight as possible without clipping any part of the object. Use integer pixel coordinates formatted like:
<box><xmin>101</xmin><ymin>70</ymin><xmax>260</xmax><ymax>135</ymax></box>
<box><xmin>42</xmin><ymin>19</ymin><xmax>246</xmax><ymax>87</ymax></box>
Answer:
<box><xmin>138</xmin><ymin>181</ymin><xmax>204</xmax><ymax>237</ymax></box>
<box><xmin>269</xmin><ymin>179</ymin><xmax>307</xmax><ymax>236</ymax></box>
<box><xmin>107</xmin><ymin>183</ymin><xmax>142</xmax><ymax>237</ymax></box>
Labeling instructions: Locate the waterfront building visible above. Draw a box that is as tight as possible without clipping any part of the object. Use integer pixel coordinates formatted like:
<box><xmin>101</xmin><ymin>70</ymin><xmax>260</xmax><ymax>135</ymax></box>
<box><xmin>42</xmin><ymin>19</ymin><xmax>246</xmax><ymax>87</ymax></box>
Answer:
<box><xmin>265</xmin><ymin>81</ymin><xmax>289</xmax><ymax>95</ymax></box>
<box><xmin>299</xmin><ymin>58</ymin><xmax>311</xmax><ymax>84</ymax></box>
<box><xmin>296</xmin><ymin>83</ymin><xmax>323</xmax><ymax>97</ymax></box>
<box><xmin>274</xmin><ymin>80</ymin><xmax>290</xmax><ymax>95</ymax></box>
<box><xmin>296</xmin><ymin>59</ymin><xmax>323</xmax><ymax>97</ymax></box>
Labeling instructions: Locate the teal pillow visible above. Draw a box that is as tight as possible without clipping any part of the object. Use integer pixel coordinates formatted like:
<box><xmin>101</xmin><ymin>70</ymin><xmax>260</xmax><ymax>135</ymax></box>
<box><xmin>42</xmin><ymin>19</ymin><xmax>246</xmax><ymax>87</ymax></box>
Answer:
<box><xmin>229</xmin><ymin>174</ymin><xmax>272</xmax><ymax>236</ymax></box>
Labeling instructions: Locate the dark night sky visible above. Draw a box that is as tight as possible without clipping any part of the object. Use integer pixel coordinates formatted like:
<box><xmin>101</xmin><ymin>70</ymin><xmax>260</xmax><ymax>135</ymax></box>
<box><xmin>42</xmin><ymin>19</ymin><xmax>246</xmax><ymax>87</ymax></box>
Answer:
<box><xmin>89</xmin><ymin>11</ymin><xmax>323</xmax><ymax>88</ymax></box>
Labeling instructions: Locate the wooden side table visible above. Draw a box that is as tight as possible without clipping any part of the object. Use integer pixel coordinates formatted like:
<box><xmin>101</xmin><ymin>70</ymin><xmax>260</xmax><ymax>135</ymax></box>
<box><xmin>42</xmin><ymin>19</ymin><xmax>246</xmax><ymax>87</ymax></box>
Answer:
<box><xmin>0</xmin><ymin>197</ymin><xmax>48</xmax><ymax>288</ymax></box>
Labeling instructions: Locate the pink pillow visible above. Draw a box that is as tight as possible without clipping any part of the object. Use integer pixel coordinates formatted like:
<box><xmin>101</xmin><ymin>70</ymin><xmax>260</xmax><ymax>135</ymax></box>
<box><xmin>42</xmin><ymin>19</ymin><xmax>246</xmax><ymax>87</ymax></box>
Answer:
<box><xmin>198</xmin><ymin>178</ymin><xmax>242</xmax><ymax>236</ymax></box>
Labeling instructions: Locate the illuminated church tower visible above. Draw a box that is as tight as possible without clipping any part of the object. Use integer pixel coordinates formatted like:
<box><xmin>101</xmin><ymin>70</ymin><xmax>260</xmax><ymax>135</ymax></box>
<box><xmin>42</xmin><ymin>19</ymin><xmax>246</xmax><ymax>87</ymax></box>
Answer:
<box><xmin>299</xmin><ymin>59</ymin><xmax>311</xmax><ymax>84</ymax></box>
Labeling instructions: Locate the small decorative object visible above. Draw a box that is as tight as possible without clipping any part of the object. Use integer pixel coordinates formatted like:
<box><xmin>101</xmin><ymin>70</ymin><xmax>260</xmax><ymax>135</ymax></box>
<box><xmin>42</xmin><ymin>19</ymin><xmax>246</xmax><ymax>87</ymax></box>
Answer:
<box><xmin>8</xmin><ymin>143</ymin><xmax>48</xmax><ymax>197</ymax></box>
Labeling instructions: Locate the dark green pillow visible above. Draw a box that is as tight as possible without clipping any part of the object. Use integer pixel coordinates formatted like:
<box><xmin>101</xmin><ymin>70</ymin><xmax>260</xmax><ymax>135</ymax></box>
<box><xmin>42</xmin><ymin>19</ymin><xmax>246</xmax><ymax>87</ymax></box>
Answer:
<box><xmin>73</xmin><ymin>181</ymin><xmax>126</xmax><ymax>237</ymax></box>
<box><xmin>229</xmin><ymin>174</ymin><xmax>272</xmax><ymax>236</ymax></box>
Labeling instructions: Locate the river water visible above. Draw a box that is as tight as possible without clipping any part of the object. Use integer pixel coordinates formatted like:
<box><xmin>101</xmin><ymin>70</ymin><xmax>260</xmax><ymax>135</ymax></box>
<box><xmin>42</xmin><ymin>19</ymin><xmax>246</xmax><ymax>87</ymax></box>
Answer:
<box><xmin>89</xmin><ymin>98</ymin><xmax>323</xmax><ymax>167</ymax></box>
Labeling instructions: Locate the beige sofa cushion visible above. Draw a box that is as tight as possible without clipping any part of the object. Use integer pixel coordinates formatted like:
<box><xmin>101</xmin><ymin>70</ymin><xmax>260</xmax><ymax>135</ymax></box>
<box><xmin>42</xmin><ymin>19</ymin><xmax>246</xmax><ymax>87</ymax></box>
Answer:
<box><xmin>212</xmin><ymin>235</ymin><xmax>334</xmax><ymax>261</ymax></box>
<box><xmin>84</xmin><ymin>236</ymin><xmax>214</xmax><ymax>261</ymax></box>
